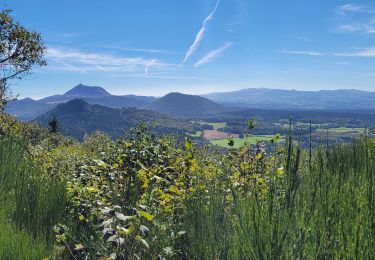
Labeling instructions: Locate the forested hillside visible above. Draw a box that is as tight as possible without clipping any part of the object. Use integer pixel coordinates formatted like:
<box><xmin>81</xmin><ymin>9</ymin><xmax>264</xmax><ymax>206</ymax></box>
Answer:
<box><xmin>34</xmin><ymin>99</ymin><xmax>198</xmax><ymax>140</ymax></box>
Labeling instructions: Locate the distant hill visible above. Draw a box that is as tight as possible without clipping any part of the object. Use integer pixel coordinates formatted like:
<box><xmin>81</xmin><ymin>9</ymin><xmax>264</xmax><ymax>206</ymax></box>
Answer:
<box><xmin>6</xmin><ymin>84</ymin><xmax>156</xmax><ymax>120</ymax></box>
<box><xmin>204</xmin><ymin>88</ymin><xmax>375</xmax><ymax>110</ymax></box>
<box><xmin>145</xmin><ymin>92</ymin><xmax>226</xmax><ymax>118</ymax></box>
<box><xmin>34</xmin><ymin>99</ymin><xmax>198</xmax><ymax>140</ymax></box>
<box><xmin>41</xmin><ymin>84</ymin><xmax>156</xmax><ymax>107</ymax></box>
<box><xmin>5</xmin><ymin>98</ymin><xmax>54</xmax><ymax>121</ymax></box>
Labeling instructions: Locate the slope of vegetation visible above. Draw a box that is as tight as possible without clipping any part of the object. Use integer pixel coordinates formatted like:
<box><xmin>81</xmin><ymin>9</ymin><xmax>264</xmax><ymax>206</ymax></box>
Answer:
<box><xmin>1</xmin><ymin>113</ymin><xmax>374</xmax><ymax>259</ymax></box>
<box><xmin>34</xmin><ymin>98</ymin><xmax>199</xmax><ymax>140</ymax></box>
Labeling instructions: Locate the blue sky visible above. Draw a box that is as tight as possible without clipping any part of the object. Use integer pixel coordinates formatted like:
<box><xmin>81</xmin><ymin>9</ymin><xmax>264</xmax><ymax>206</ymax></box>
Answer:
<box><xmin>6</xmin><ymin>0</ymin><xmax>375</xmax><ymax>98</ymax></box>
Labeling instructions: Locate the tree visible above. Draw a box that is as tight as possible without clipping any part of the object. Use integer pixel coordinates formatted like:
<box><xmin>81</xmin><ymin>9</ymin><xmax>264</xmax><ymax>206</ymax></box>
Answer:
<box><xmin>48</xmin><ymin>117</ymin><xmax>59</xmax><ymax>133</ymax></box>
<box><xmin>0</xmin><ymin>9</ymin><xmax>46</xmax><ymax>110</ymax></box>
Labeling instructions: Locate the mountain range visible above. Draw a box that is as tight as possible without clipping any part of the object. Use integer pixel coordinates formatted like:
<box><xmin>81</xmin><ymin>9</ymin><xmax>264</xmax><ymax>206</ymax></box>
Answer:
<box><xmin>7</xmin><ymin>84</ymin><xmax>375</xmax><ymax>140</ymax></box>
<box><xmin>203</xmin><ymin>88</ymin><xmax>375</xmax><ymax>110</ymax></box>
<box><xmin>7</xmin><ymin>84</ymin><xmax>375</xmax><ymax>125</ymax></box>
<box><xmin>6</xmin><ymin>84</ymin><xmax>156</xmax><ymax>120</ymax></box>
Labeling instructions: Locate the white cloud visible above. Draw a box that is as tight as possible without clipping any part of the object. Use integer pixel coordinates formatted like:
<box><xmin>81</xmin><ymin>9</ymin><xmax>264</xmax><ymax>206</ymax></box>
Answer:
<box><xmin>335</xmin><ymin>47</ymin><xmax>375</xmax><ymax>57</ymax></box>
<box><xmin>144</xmin><ymin>59</ymin><xmax>157</xmax><ymax>76</ymax></box>
<box><xmin>336</xmin><ymin>4</ymin><xmax>375</xmax><ymax>33</ymax></box>
<box><xmin>338</xmin><ymin>20</ymin><xmax>375</xmax><ymax>34</ymax></box>
<box><xmin>279</xmin><ymin>50</ymin><xmax>325</xmax><ymax>56</ymax></box>
<box><xmin>94</xmin><ymin>44</ymin><xmax>171</xmax><ymax>54</ymax></box>
<box><xmin>181</xmin><ymin>0</ymin><xmax>221</xmax><ymax>64</ymax></box>
<box><xmin>339</xmin><ymin>4</ymin><xmax>366</xmax><ymax>13</ymax></box>
<box><xmin>45</xmin><ymin>46</ymin><xmax>171</xmax><ymax>74</ymax></box>
<box><xmin>110</xmin><ymin>74</ymin><xmax>204</xmax><ymax>80</ymax></box>
<box><xmin>194</xmin><ymin>42</ymin><xmax>233</xmax><ymax>67</ymax></box>
<box><xmin>280</xmin><ymin>47</ymin><xmax>375</xmax><ymax>58</ymax></box>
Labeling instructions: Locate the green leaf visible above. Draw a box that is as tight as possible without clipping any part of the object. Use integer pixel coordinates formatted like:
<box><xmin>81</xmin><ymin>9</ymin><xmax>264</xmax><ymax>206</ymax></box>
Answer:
<box><xmin>75</xmin><ymin>243</ymin><xmax>84</xmax><ymax>250</ymax></box>
<box><xmin>185</xmin><ymin>138</ymin><xmax>192</xmax><ymax>150</ymax></box>
<box><xmin>139</xmin><ymin>211</ymin><xmax>154</xmax><ymax>221</ymax></box>
<box><xmin>118</xmin><ymin>226</ymin><xmax>133</xmax><ymax>235</ymax></box>
<box><xmin>56</xmin><ymin>233</ymin><xmax>66</xmax><ymax>242</ymax></box>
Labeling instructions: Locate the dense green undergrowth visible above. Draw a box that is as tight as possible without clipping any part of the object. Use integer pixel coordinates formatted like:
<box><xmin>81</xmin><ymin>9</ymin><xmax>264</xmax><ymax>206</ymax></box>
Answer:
<box><xmin>0</xmin><ymin>116</ymin><xmax>374</xmax><ymax>259</ymax></box>
<box><xmin>0</xmin><ymin>134</ymin><xmax>66</xmax><ymax>259</ymax></box>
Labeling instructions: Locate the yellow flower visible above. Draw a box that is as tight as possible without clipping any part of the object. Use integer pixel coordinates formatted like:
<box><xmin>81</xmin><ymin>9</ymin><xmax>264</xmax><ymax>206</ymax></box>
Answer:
<box><xmin>277</xmin><ymin>167</ymin><xmax>285</xmax><ymax>176</ymax></box>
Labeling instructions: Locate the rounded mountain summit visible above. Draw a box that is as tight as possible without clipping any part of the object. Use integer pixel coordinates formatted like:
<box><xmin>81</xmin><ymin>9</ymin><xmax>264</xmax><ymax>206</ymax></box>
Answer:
<box><xmin>145</xmin><ymin>92</ymin><xmax>225</xmax><ymax>118</ymax></box>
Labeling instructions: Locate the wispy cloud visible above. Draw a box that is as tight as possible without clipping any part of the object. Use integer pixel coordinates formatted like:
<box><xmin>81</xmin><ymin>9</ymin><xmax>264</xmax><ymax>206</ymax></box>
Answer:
<box><xmin>339</xmin><ymin>4</ymin><xmax>367</xmax><ymax>13</ymax></box>
<box><xmin>280</xmin><ymin>47</ymin><xmax>375</xmax><ymax>58</ymax></box>
<box><xmin>110</xmin><ymin>74</ymin><xmax>205</xmax><ymax>80</ymax></box>
<box><xmin>124</xmin><ymin>48</ymin><xmax>170</xmax><ymax>54</ymax></box>
<box><xmin>144</xmin><ymin>59</ymin><xmax>157</xmax><ymax>76</ymax></box>
<box><xmin>194</xmin><ymin>42</ymin><xmax>233</xmax><ymax>67</ymax></box>
<box><xmin>279</xmin><ymin>50</ymin><xmax>325</xmax><ymax>56</ymax></box>
<box><xmin>45</xmin><ymin>46</ymin><xmax>171</xmax><ymax>74</ymax></box>
<box><xmin>92</xmin><ymin>43</ymin><xmax>172</xmax><ymax>54</ymax></box>
<box><xmin>335</xmin><ymin>47</ymin><xmax>375</xmax><ymax>57</ymax></box>
<box><xmin>338</xmin><ymin>19</ymin><xmax>375</xmax><ymax>33</ymax></box>
<box><xmin>335</xmin><ymin>4</ymin><xmax>375</xmax><ymax>33</ymax></box>
<box><xmin>181</xmin><ymin>0</ymin><xmax>221</xmax><ymax>64</ymax></box>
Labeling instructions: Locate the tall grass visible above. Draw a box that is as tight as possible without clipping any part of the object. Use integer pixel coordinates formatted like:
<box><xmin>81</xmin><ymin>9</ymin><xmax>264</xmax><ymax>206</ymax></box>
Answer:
<box><xmin>184</xmin><ymin>137</ymin><xmax>375</xmax><ymax>259</ymax></box>
<box><xmin>13</xmin><ymin>158</ymin><xmax>67</xmax><ymax>240</ymax></box>
<box><xmin>0</xmin><ymin>133</ymin><xmax>67</xmax><ymax>258</ymax></box>
<box><xmin>0</xmin><ymin>214</ymin><xmax>49</xmax><ymax>260</ymax></box>
<box><xmin>0</xmin><ymin>134</ymin><xmax>23</xmax><ymax>198</ymax></box>
<box><xmin>184</xmin><ymin>183</ymin><xmax>233</xmax><ymax>259</ymax></box>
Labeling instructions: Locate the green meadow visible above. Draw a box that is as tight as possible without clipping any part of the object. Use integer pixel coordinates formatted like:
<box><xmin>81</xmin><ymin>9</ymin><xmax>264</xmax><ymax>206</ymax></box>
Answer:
<box><xmin>210</xmin><ymin>135</ymin><xmax>284</xmax><ymax>148</ymax></box>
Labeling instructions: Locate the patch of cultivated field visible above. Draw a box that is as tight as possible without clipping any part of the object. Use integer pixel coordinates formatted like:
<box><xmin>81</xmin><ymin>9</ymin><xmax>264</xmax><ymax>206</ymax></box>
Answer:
<box><xmin>190</xmin><ymin>131</ymin><xmax>202</xmax><ymax>137</ymax></box>
<box><xmin>211</xmin><ymin>135</ymin><xmax>284</xmax><ymax>148</ymax></box>
<box><xmin>197</xmin><ymin>121</ymin><xmax>227</xmax><ymax>130</ymax></box>
<box><xmin>316</xmin><ymin>127</ymin><xmax>365</xmax><ymax>133</ymax></box>
<box><xmin>203</xmin><ymin>130</ymin><xmax>239</xmax><ymax>140</ymax></box>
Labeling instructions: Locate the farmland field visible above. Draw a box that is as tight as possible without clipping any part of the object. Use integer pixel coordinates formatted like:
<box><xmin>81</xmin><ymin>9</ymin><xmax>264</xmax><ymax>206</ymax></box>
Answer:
<box><xmin>210</xmin><ymin>135</ymin><xmax>284</xmax><ymax>148</ymax></box>
<box><xmin>203</xmin><ymin>130</ymin><xmax>239</xmax><ymax>140</ymax></box>
<box><xmin>190</xmin><ymin>131</ymin><xmax>202</xmax><ymax>137</ymax></box>
<box><xmin>197</xmin><ymin>121</ymin><xmax>227</xmax><ymax>130</ymax></box>
<box><xmin>316</xmin><ymin>127</ymin><xmax>366</xmax><ymax>133</ymax></box>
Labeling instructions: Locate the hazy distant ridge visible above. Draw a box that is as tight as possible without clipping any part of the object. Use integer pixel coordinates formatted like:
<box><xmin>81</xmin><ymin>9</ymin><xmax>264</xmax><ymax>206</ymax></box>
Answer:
<box><xmin>203</xmin><ymin>88</ymin><xmax>375</xmax><ymax>110</ymax></box>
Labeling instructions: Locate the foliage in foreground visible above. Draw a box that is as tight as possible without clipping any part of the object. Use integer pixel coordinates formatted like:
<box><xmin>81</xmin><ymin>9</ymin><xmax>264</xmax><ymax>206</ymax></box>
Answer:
<box><xmin>0</xmin><ymin>115</ymin><xmax>374</xmax><ymax>259</ymax></box>
<box><xmin>0</xmin><ymin>133</ymin><xmax>66</xmax><ymax>259</ymax></box>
